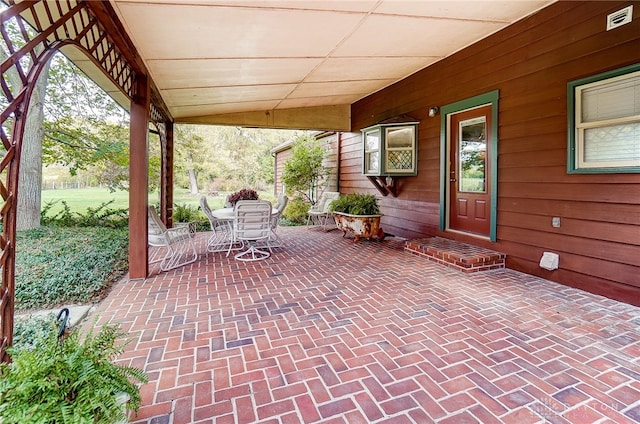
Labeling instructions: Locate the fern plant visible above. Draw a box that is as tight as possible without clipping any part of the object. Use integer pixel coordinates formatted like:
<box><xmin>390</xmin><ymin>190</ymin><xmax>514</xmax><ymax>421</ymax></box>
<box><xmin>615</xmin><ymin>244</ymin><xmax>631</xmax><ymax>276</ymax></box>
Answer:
<box><xmin>329</xmin><ymin>193</ymin><xmax>380</xmax><ymax>215</ymax></box>
<box><xmin>0</xmin><ymin>320</ymin><xmax>148</xmax><ymax>424</ymax></box>
<box><xmin>172</xmin><ymin>203</ymin><xmax>199</xmax><ymax>223</ymax></box>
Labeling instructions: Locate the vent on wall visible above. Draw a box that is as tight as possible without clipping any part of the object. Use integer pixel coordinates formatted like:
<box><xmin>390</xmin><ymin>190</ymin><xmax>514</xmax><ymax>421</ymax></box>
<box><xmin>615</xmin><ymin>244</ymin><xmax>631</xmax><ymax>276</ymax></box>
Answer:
<box><xmin>607</xmin><ymin>5</ymin><xmax>633</xmax><ymax>30</ymax></box>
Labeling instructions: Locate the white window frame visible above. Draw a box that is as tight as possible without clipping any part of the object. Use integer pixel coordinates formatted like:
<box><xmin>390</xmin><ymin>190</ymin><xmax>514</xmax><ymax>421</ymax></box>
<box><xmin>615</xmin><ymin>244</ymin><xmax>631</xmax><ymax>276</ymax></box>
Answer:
<box><xmin>568</xmin><ymin>64</ymin><xmax>640</xmax><ymax>173</ymax></box>
<box><xmin>384</xmin><ymin>125</ymin><xmax>416</xmax><ymax>174</ymax></box>
<box><xmin>363</xmin><ymin>128</ymin><xmax>381</xmax><ymax>175</ymax></box>
<box><xmin>361</xmin><ymin>121</ymin><xmax>418</xmax><ymax>176</ymax></box>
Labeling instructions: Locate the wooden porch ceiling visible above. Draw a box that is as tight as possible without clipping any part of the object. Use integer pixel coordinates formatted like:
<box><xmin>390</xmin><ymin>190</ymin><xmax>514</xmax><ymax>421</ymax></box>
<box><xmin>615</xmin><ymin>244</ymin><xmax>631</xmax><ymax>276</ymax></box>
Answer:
<box><xmin>94</xmin><ymin>0</ymin><xmax>554</xmax><ymax>130</ymax></box>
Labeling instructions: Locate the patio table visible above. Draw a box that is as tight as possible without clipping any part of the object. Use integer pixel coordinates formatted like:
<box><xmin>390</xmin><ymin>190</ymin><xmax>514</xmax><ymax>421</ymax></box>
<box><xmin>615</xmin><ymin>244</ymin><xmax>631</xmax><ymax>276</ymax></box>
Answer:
<box><xmin>212</xmin><ymin>206</ymin><xmax>280</xmax><ymax>220</ymax></box>
<box><xmin>209</xmin><ymin>206</ymin><xmax>280</xmax><ymax>254</ymax></box>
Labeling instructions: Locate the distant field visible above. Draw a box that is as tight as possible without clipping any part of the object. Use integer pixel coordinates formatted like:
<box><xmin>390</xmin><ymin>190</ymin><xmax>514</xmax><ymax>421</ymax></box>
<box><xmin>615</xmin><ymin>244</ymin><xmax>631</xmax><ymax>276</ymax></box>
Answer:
<box><xmin>40</xmin><ymin>187</ymin><xmax>274</xmax><ymax>213</ymax></box>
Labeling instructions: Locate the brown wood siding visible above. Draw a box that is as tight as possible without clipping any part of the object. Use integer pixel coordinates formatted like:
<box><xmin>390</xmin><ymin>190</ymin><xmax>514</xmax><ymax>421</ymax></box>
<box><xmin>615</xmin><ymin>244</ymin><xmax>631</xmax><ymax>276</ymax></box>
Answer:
<box><xmin>273</xmin><ymin>148</ymin><xmax>291</xmax><ymax>196</ymax></box>
<box><xmin>347</xmin><ymin>1</ymin><xmax>640</xmax><ymax>304</ymax></box>
<box><xmin>317</xmin><ymin>132</ymin><xmax>339</xmax><ymax>192</ymax></box>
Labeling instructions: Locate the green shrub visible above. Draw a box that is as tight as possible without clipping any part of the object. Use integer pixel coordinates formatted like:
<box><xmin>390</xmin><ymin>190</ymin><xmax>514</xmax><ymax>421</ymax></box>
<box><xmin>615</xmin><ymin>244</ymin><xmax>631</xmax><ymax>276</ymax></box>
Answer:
<box><xmin>281</xmin><ymin>135</ymin><xmax>330</xmax><ymax>204</ymax></box>
<box><xmin>173</xmin><ymin>203</ymin><xmax>198</xmax><ymax>222</ymax></box>
<box><xmin>193</xmin><ymin>214</ymin><xmax>210</xmax><ymax>232</ymax></box>
<box><xmin>152</xmin><ymin>203</ymin><xmax>208</xmax><ymax>232</ymax></box>
<box><xmin>0</xmin><ymin>321</ymin><xmax>147</xmax><ymax>423</ymax></box>
<box><xmin>41</xmin><ymin>200</ymin><xmax>128</xmax><ymax>228</ymax></box>
<box><xmin>173</xmin><ymin>203</ymin><xmax>209</xmax><ymax>232</ymax></box>
<box><xmin>282</xmin><ymin>196</ymin><xmax>310</xmax><ymax>225</ymax></box>
<box><xmin>329</xmin><ymin>193</ymin><xmax>380</xmax><ymax>215</ymax></box>
<box><xmin>15</xmin><ymin>226</ymin><xmax>129</xmax><ymax>310</ymax></box>
<box><xmin>13</xmin><ymin>313</ymin><xmax>57</xmax><ymax>351</ymax></box>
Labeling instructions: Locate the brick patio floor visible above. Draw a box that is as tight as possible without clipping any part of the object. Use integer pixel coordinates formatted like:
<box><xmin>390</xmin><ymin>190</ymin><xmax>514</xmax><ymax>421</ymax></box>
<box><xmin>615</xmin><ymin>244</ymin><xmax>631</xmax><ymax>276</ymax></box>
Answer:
<box><xmin>92</xmin><ymin>226</ymin><xmax>640</xmax><ymax>424</ymax></box>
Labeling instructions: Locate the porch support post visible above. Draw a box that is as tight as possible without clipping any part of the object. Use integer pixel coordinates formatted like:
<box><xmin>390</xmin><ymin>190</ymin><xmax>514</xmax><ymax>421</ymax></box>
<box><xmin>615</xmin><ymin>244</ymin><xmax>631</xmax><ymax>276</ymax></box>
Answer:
<box><xmin>129</xmin><ymin>74</ymin><xmax>150</xmax><ymax>278</ymax></box>
<box><xmin>160</xmin><ymin>121</ymin><xmax>174</xmax><ymax>227</ymax></box>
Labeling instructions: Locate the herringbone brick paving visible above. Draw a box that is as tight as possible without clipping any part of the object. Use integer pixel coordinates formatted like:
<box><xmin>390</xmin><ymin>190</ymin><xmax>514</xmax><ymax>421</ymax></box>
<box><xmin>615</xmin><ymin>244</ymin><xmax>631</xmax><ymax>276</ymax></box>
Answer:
<box><xmin>92</xmin><ymin>227</ymin><xmax>640</xmax><ymax>423</ymax></box>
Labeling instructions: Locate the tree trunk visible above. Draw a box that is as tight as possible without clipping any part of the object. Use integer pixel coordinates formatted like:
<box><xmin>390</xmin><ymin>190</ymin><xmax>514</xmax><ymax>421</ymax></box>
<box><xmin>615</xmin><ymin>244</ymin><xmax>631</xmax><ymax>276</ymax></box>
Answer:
<box><xmin>188</xmin><ymin>168</ymin><xmax>199</xmax><ymax>195</ymax></box>
<box><xmin>16</xmin><ymin>61</ymin><xmax>50</xmax><ymax>230</ymax></box>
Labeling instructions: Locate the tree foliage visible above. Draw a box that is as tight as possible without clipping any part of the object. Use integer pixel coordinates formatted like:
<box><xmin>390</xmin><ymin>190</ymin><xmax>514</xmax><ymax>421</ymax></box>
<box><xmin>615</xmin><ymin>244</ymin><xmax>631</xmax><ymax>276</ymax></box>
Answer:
<box><xmin>174</xmin><ymin>125</ymin><xmax>207</xmax><ymax>194</ymax></box>
<box><xmin>43</xmin><ymin>54</ymin><xmax>131</xmax><ymax>192</ymax></box>
<box><xmin>281</xmin><ymin>134</ymin><xmax>330</xmax><ymax>204</ymax></box>
<box><xmin>174</xmin><ymin>124</ymin><xmax>305</xmax><ymax>195</ymax></box>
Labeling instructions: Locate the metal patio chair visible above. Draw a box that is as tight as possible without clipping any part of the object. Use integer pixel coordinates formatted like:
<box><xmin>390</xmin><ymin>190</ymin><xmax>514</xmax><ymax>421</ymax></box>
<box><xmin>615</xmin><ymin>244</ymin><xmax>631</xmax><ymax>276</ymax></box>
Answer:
<box><xmin>270</xmin><ymin>194</ymin><xmax>288</xmax><ymax>247</ymax></box>
<box><xmin>148</xmin><ymin>205</ymin><xmax>198</xmax><ymax>271</ymax></box>
<box><xmin>306</xmin><ymin>191</ymin><xmax>339</xmax><ymax>231</ymax></box>
<box><xmin>231</xmin><ymin>200</ymin><xmax>273</xmax><ymax>261</ymax></box>
<box><xmin>200</xmin><ymin>195</ymin><xmax>236</xmax><ymax>253</ymax></box>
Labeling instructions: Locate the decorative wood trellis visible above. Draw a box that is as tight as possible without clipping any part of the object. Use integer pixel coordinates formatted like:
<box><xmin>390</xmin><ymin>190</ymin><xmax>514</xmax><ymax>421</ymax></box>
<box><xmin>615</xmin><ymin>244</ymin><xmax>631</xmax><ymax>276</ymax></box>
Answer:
<box><xmin>0</xmin><ymin>0</ymin><xmax>172</xmax><ymax>362</ymax></box>
<box><xmin>150</xmin><ymin>98</ymin><xmax>174</xmax><ymax>227</ymax></box>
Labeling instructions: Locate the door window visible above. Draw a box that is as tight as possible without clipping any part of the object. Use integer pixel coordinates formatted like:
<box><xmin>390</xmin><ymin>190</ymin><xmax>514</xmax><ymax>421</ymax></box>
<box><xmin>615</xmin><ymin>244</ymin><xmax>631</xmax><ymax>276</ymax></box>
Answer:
<box><xmin>459</xmin><ymin>117</ymin><xmax>487</xmax><ymax>193</ymax></box>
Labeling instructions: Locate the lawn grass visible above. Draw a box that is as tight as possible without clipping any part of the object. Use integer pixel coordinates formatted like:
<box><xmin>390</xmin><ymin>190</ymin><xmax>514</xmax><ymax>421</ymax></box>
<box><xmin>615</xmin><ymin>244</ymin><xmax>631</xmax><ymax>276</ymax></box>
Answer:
<box><xmin>41</xmin><ymin>187</ymin><xmax>276</xmax><ymax>214</ymax></box>
<box><xmin>41</xmin><ymin>187</ymin><xmax>208</xmax><ymax>213</ymax></box>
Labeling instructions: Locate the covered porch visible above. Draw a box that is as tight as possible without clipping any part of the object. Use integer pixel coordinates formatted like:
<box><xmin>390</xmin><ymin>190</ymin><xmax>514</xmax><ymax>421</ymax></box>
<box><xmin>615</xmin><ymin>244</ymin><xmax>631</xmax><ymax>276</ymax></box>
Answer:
<box><xmin>0</xmin><ymin>0</ymin><xmax>563</xmax><ymax>358</ymax></box>
<box><xmin>1</xmin><ymin>4</ymin><xmax>639</xmax><ymax>422</ymax></box>
<box><xmin>95</xmin><ymin>227</ymin><xmax>640</xmax><ymax>423</ymax></box>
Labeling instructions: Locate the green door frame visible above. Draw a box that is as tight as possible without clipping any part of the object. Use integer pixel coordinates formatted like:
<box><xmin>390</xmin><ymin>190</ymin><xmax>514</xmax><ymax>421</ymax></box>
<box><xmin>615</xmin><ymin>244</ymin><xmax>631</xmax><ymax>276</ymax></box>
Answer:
<box><xmin>439</xmin><ymin>90</ymin><xmax>499</xmax><ymax>241</ymax></box>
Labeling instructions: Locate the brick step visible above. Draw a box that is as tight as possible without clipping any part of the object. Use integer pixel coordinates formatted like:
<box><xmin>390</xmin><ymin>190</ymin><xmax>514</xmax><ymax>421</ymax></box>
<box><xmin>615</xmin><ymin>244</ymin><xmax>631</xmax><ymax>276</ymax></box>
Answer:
<box><xmin>405</xmin><ymin>237</ymin><xmax>505</xmax><ymax>273</ymax></box>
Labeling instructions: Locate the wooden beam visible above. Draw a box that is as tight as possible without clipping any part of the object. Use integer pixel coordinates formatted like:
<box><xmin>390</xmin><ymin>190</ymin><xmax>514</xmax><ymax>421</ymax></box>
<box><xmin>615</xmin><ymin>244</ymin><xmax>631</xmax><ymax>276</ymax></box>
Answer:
<box><xmin>178</xmin><ymin>104</ymin><xmax>351</xmax><ymax>131</ymax></box>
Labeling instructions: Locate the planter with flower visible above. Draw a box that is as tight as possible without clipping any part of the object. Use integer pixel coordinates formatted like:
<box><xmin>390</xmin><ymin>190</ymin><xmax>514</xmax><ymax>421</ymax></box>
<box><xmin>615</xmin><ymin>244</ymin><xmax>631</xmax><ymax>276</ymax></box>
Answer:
<box><xmin>225</xmin><ymin>188</ymin><xmax>259</xmax><ymax>207</ymax></box>
<box><xmin>329</xmin><ymin>193</ymin><xmax>385</xmax><ymax>242</ymax></box>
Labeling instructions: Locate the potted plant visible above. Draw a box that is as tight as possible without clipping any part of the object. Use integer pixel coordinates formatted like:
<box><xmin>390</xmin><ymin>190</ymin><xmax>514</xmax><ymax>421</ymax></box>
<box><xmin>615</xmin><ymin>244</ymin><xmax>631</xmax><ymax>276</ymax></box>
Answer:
<box><xmin>225</xmin><ymin>188</ymin><xmax>259</xmax><ymax>207</ymax></box>
<box><xmin>0</xmin><ymin>320</ymin><xmax>148</xmax><ymax>423</ymax></box>
<box><xmin>329</xmin><ymin>193</ymin><xmax>385</xmax><ymax>242</ymax></box>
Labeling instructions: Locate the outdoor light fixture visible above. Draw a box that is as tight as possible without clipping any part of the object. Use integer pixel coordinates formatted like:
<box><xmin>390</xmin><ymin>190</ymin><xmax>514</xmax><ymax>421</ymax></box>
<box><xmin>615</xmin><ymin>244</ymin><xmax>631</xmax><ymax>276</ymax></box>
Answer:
<box><xmin>428</xmin><ymin>106</ymin><xmax>439</xmax><ymax>117</ymax></box>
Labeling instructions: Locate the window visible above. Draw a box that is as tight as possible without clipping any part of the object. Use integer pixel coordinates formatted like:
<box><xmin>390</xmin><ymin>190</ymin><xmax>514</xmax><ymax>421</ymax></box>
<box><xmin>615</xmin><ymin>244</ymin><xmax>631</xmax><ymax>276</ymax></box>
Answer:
<box><xmin>362</xmin><ymin>120</ymin><xmax>418</xmax><ymax>176</ymax></box>
<box><xmin>363</xmin><ymin>128</ymin><xmax>381</xmax><ymax>175</ymax></box>
<box><xmin>568</xmin><ymin>64</ymin><xmax>640</xmax><ymax>173</ymax></box>
<box><xmin>385</xmin><ymin>126</ymin><xmax>416</xmax><ymax>173</ymax></box>
<box><xmin>458</xmin><ymin>116</ymin><xmax>487</xmax><ymax>193</ymax></box>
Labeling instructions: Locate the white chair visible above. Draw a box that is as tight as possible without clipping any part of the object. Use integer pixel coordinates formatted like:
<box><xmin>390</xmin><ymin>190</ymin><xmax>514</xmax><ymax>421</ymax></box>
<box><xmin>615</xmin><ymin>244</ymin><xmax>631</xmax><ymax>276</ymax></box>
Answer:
<box><xmin>148</xmin><ymin>205</ymin><xmax>198</xmax><ymax>271</ymax></box>
<box><xmin>307</xmin><ymin>191</ymin><xmax>339</xmax><ymax>231</ymax></box>
<box><xmin>200</xmin><ymin>195</ymin><xmax>235</xmax><ymax>252</ymax></box>
<box><xmin>231</xmin><ymin>200</ymin><xmax>273</xmax><ymax>261</ymax></box>
<box><xmin>270</xmin><ymin>194</ymin><xmax>288</xmax><ymax>247</ymax></box>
